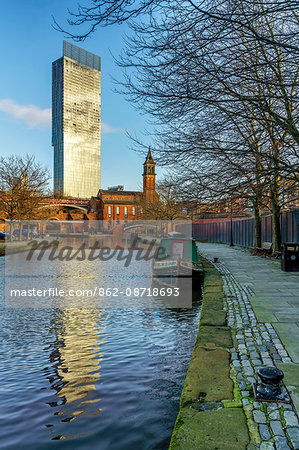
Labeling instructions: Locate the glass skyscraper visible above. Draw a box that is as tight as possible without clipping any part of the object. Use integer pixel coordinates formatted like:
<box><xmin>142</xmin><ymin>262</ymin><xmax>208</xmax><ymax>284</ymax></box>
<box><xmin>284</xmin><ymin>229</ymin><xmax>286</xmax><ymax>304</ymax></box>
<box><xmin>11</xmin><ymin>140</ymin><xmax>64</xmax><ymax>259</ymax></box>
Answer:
<box><xmin>52</xmin><ymin>41</ymin><xmax>101</xmax><ymax>198</ymax></box>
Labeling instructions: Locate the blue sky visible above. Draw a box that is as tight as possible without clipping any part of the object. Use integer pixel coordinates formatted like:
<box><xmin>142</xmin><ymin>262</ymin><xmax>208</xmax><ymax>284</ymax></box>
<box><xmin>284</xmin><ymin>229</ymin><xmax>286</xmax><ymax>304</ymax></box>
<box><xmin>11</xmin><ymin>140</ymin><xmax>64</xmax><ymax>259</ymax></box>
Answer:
<box><xmin>0</xmin><ymin>0</ymin><xmax>155</xmax><ymax>191</ymax></box>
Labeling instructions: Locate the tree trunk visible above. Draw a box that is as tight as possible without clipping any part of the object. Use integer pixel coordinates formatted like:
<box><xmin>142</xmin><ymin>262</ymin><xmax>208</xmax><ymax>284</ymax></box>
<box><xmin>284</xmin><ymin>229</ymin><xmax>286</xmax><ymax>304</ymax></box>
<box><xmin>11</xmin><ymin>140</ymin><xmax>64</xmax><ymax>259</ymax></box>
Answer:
<box><xmin>9</xmin><ymin>221</ymin><xmax>13</xmax><ymax>241</ymax></box>
<box><xmin>271</xmin><ymin>191</ymin><xmax>281</xmax><ymax>253</ymax></box>
<box><xmin>272</xmin><ymin>201</ymin><xmax>281</xmax><ymax>253</ymax></box>
<box><xmin>269</xmin><ymin>139</ymin><xmax>282</xmax><ymax>253</ymax></box>
<box><xmin>254</xmin><ymin>204</ymin><xmax>261</xmax><ymax>248</ymax></box>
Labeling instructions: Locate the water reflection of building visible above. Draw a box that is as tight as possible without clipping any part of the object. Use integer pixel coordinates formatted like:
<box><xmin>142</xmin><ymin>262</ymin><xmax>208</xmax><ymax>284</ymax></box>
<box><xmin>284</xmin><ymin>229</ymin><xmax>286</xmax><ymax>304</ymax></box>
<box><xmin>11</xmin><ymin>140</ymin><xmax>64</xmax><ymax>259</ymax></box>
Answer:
<box><xmin>53</xmin><ymin>309</ymin><xmax>104</xmax><ymax>412</ymax></box>
<box><xmin>47</xmin><ymin>253</ymin><xmax>106</xmax><ymax>422</ymax></box>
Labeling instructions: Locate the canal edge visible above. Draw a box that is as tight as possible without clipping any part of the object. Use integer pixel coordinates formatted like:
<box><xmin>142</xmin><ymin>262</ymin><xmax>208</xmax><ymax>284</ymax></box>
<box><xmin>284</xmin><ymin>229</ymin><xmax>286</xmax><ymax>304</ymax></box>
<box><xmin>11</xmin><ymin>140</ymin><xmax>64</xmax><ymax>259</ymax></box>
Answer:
<box><xmin>169</xmin><ymin>256</ymin><xmax>250</xmax><ymax>449</ymax></box>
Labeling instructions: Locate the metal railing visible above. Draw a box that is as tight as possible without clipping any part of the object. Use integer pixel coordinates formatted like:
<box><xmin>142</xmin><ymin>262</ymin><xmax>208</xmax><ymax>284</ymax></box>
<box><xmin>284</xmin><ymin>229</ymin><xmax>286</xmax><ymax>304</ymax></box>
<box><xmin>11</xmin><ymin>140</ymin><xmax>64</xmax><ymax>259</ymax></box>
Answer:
<box><xmin>191</xmin><ymin>209</ymin><xmax>299</xmax><ymax>247</ymax></box>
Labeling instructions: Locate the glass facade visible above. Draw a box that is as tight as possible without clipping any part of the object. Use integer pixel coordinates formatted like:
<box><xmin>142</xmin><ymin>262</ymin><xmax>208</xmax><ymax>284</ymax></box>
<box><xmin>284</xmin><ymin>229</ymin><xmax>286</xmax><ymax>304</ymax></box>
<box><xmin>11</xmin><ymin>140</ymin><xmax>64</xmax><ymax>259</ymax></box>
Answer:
<box><xmin>52</xmin><ymin>41</ymin><xmax>101</xmax><ymax>198</ymax></box>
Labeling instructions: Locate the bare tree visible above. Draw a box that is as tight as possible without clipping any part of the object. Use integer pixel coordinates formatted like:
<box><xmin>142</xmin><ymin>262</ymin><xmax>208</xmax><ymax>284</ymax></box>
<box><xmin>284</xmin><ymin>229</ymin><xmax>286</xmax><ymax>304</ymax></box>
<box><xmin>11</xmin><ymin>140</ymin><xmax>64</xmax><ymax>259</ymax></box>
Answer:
<box><xmin>54</xmin><ymin>0</ymin><xmax>299</xmax><ymax>51</ymax></box>
<box><xmin>55</xmin><ymin>0</ymin><xmax>299</xmax><ymax>251</ymax></box>
<box><xmin>0</xmin><ymin>155</ymin><xmax>50</xmax><ymax>237</ymax></box>
<box><xmin>136</xmin><ymin>177</ymin><xmax>185</xmax><ymax>220</ymax></box>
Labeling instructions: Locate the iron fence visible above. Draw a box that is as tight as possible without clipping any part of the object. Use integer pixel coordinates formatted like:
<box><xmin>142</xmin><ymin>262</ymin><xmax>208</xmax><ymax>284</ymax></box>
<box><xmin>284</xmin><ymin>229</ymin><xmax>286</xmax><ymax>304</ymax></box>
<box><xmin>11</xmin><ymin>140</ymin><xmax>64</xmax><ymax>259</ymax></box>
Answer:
<box><xmin>191</xmin><ymin>209</ymin><xmax>299</xmax><ymax>247</ymax></box>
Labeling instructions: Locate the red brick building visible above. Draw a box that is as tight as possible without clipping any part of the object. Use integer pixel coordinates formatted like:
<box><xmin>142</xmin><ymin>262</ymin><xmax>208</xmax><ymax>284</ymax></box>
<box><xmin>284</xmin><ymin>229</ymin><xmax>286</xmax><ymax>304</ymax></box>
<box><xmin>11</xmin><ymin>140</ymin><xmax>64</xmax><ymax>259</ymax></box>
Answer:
<box><xmin>90</xmin><ymin>148</ymin><xmax>156</xmax><ymax>230</ymax></box>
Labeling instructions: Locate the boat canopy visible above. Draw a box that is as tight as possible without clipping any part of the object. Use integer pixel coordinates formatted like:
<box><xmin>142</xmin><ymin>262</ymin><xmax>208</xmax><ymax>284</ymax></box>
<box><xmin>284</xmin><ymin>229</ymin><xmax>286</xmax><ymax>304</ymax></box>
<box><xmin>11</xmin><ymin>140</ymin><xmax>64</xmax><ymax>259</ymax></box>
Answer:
<box><xmin>167</xmin><ymin>231</ymin><xmax>186</xmax><ymax>238</ymax></box>
<box><xmin>158</xmin><ymin>238</ymin><xmax>199</xmax><ymax>262</ymax></box>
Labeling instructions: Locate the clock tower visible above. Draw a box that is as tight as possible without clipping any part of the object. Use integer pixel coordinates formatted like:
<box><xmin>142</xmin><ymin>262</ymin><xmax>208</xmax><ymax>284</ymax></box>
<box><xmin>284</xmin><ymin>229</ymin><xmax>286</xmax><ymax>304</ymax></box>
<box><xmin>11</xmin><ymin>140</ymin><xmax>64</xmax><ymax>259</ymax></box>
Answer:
<box><xmin>143</xmin><ymin>147</ymin><xmax>156</xmax><ymax>202</ymax></box>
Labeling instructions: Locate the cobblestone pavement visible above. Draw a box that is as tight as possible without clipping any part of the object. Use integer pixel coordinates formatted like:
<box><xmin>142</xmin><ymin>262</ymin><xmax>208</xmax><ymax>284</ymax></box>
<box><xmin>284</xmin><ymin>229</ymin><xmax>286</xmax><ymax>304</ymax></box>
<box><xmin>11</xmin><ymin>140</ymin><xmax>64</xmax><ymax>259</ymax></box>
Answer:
<box><xmin>198</xmin><ymin>244</ymin><xmax>299</xmax><ymax>450</ymax></box>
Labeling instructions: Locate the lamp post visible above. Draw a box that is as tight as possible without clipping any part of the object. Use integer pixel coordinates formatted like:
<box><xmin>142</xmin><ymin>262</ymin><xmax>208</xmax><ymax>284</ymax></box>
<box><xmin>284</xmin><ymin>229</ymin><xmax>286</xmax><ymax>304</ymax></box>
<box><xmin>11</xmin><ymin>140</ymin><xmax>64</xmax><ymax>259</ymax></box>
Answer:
<box><xmin>230</xmin><ymin>195</ymin><xmax>234</xmax><ymax>247</ymax></box>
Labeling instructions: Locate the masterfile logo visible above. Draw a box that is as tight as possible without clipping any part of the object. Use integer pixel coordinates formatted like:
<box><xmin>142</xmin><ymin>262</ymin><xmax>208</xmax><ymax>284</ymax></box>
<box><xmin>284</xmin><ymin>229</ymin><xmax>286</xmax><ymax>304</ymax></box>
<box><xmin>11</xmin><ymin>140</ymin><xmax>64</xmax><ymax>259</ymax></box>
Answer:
<box><xmin>4</xmin><ymin>219</ymin><xmax>193</xmax><ymax>309</ymax></box>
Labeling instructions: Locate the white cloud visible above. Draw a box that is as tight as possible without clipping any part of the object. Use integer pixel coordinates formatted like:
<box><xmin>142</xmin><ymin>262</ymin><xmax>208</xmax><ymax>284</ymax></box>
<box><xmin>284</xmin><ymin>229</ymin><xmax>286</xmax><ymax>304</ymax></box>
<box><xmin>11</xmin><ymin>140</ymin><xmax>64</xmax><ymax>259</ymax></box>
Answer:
<box><xmin>0</xmin><ymin>98</ymin><xmax>123</xmax><ymax>133</ymax></box>
<box><xmin>102</xmin><ymin>122</ymin><xmax>124</xmax><ymax>134</ymax></box>
<box><xmin>0</xmin><ymin>98</ymin><xmax>51</xmax><ymax>128</ymax></box>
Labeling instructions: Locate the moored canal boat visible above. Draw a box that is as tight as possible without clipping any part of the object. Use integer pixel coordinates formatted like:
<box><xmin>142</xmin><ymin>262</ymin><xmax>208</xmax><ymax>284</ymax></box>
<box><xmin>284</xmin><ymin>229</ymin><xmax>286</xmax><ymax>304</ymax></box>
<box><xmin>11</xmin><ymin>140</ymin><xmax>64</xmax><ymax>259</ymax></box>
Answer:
<box><xmin>152</xmin><ymin>233</ymin><xmax>204</xmax><ymax>284</ymax></box>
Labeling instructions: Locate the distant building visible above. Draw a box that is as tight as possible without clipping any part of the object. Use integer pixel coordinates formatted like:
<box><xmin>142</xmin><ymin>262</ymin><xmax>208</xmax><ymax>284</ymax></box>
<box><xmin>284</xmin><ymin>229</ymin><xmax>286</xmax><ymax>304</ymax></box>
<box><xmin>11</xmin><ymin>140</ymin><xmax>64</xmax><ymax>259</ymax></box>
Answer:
<box><xmin>52</xmin><ymin>41</ymin><xmax>101</xmax><ymax>198</ymax></box>
<box><xmin>90</xmin><ymin>148</ymin><xmax>156</xmax><ymax>229</ymax></box>
<box><xmin>280</xmin><ymin>179</ymin><xmax>299</xmax><ymax>210</ymax></box>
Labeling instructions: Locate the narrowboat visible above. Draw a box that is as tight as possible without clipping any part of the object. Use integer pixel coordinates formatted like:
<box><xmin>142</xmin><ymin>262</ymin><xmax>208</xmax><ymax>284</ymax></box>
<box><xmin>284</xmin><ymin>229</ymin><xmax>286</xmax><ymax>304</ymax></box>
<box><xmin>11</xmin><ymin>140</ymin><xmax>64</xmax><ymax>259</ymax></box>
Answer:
<box><xmin>152</xmin><ymin>232</ymin><xmax>204</xmax><ymax>283</ymax></box>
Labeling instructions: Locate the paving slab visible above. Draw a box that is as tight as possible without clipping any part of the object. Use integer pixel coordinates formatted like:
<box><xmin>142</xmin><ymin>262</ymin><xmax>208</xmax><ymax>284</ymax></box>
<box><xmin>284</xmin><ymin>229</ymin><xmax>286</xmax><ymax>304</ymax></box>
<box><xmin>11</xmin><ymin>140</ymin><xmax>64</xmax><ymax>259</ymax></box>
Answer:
<box><xmin>273</xmin><ymin>323</ymin><xmax>299</xmax><ymax>363</ymax></box>
<box><xmin>274</xmin><ymin>313</ymin><xmax>299</xmax><ymax>323</ymax></box>
<box><xmin>170</xmin><ymin>407</ymin><xmax>249</xmax><ymax>449</ymax></box>
<box><xmin>251</xmin><ymin>308</ymin><xmax>278</xmax><ymax>323</ymax></box>
<box><xmin>276</xmin><ymin>363</ymin><xmax>299</xmax><ymax>414</ymax></box>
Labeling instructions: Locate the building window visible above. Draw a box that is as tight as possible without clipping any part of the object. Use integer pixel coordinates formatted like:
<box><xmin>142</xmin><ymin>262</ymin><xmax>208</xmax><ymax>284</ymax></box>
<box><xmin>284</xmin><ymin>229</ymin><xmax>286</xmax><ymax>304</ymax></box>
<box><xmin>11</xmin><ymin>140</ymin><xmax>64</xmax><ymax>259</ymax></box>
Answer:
<box><xmin>116</xmin><ymin>206</ymin><xmax>120</xmax><ymax>215</ymax></box>
<box><xmin>124</xmin><ymin>206</ymin><xmax>128</xmax><ymax>218</ymax></box>
<box><xmin>132</xmin><ymin>206</ymin><xmax>136</xmax><ymax>216</ymax></box>
<box><xmin>108</xmin><ymin>206</ymin><xmax>112</xmax><ymax>218</ymax></box>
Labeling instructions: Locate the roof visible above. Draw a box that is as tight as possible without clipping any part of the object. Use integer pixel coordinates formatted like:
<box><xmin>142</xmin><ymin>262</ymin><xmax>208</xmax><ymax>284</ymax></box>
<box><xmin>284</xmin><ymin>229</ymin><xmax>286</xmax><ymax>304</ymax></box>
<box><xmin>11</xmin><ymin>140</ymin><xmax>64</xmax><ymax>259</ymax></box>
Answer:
<box><xmin>99</xmin><ymin>189</ymin><xmax>140</xmax><ymax>196</ymax></box>
<box><xmin>101</xmin><ymin>199</ymin><xmax>138</xmax><ymax>205</ymax></box>
<box><xmin>144</xmin><ymin>147</ymin><xmax>155</xmax><ymax>164</ymax></box>
<box><xmin>63</xmin><ymin>41</ymin><xmax>101</xmax><ymax>71</ymax></box>
<box><xmin>97</xmin><ymin>189</ymin><xmax>142</xmax><ymax>204</ymax></box>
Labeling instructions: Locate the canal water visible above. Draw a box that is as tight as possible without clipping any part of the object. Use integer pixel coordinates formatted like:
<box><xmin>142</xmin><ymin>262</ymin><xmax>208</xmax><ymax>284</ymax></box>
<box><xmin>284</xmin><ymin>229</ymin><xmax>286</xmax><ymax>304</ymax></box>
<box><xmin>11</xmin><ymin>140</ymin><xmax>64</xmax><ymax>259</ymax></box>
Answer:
<box><xmin>0</xmin><ymin>240</ymin><xmax>201</xmax><ymax>450</ymax></box>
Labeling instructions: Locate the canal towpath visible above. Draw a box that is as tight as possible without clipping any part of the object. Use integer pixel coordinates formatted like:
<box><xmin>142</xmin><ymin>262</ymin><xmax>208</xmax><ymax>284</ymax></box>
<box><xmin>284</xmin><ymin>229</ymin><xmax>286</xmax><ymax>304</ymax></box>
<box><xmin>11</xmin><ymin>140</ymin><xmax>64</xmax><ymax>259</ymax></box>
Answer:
<box><xmin>198</xmin><ymin>242</ymin><xmax>299</xmax><ymax>448</ymax></box>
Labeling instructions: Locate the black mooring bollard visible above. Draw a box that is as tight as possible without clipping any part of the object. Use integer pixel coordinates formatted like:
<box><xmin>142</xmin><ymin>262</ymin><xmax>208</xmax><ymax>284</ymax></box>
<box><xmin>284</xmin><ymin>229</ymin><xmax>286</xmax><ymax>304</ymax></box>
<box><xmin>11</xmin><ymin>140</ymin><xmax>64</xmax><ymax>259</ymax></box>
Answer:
<box><xmin>253</xmin><ymin>366</ymin><xmax>290</xmax><ymax>402</ymax></box>
<box><xmin>213</xmin><ymin>257</ymin><xmax>219</xmax><ymax>263</ymax></box>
